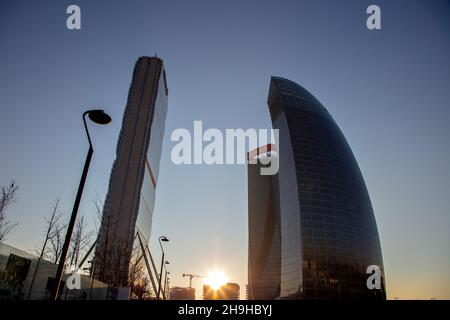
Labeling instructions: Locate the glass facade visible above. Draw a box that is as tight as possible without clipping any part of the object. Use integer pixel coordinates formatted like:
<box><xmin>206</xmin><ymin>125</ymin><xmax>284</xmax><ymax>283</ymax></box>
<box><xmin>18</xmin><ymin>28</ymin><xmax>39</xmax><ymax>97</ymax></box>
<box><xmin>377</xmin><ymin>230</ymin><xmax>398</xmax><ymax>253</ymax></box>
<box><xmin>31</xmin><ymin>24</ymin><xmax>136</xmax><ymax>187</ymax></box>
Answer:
<box><xmin>247</xmin><ymin>149</ymin><xmax>281</xmax><ymax>300</ymax></box>
<box><xmin>136</xmin><ymin>68</ymin><xmax>168</xmax><ymax>244</ymax></box>
<box><xmin>268</xmin><ymin>77</ymin><xmax>385</xmax><ymax>299</ymax></box>
<box><xmin>94</xmin><ymin>57</ymin><xmax>168</xmax><ymax>289</ymax></box>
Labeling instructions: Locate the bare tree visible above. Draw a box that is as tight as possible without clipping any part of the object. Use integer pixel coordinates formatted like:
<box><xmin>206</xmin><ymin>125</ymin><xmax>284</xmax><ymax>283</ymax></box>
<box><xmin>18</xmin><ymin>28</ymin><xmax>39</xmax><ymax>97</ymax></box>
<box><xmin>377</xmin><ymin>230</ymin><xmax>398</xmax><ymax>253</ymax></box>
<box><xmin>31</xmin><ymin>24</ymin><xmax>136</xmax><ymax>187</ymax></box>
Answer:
<box><xmin>34</xmin><ymin>197</ymin><xmax>64</xmax><ymax>258</ymax></box>
<box><xmin>27</xmin><ymin>197</ymin><xmax>64</xmax><ymax>299</ymax></box>
<box><xmin>68</xmin><ymin>215</ymin><xmax>93</xmax><ymax>269</ymax></box>
<box><xmin>93</xmin><ymin>194</ymin><xmax>104</xmax><ymax>233</ymax></box>
<box><xmin>0</xmin><ymin>180</ymin><xmax>19</xmax><ymax>241</ymax></box>
<box><xmin>48</xmin><ymin>221</ymin><xmax>66</xmax><ymax>264</ymax></box>
<box><xmin>91</xmin><ymin>196</ymin><xmax>153</xmax><ymax>299</ymax></box>
<box><xmin>128</xmin><ymin>244</ymin><xmax>152</xmax><ymax>300</ymax></box>
<box><xmin>92</xmin><ymin>196</ymin><xmax>131</xmax><ymax>289</ymax></box>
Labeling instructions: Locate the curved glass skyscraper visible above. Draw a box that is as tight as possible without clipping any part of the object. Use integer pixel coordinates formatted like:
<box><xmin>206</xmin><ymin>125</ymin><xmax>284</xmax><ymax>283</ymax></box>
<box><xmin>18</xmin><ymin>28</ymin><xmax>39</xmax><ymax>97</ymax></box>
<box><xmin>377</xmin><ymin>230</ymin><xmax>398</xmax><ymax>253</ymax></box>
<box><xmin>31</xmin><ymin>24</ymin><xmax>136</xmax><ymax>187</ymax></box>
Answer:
<box><xmin>248</xmin><ymin>77</ymin><xmax>385</xmax><ymax>299</ymax></box>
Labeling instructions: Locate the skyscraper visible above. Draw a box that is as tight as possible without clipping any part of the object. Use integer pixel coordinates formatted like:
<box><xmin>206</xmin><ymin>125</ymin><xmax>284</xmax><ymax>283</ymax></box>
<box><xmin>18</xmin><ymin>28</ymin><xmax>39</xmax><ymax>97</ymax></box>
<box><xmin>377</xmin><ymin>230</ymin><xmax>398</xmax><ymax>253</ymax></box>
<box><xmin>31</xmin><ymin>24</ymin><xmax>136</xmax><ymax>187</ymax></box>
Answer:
<box><xmin>94</xmin><ymin>57</ymin><xmax>168</xmax><ymax>290</ymax></box>
<box><xmin>247</xmin><ymin>144</ymin><xmax>281</xmax><ymax>300</ymax></box>
<box><xmin>248</xmin><ymin>76</ymin><xmax>385</xmax><ymax>299</ymax></box>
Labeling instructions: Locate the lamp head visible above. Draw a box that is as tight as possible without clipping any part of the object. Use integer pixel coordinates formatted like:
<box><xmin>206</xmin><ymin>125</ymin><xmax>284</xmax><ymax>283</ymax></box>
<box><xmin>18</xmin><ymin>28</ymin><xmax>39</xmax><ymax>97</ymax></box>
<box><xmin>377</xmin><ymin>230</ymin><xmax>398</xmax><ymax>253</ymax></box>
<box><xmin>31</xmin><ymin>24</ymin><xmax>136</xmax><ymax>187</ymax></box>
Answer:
<box><xmin>87</xmin><ymin>110</ymin><xmax>112</xmax><ymax>125</ymax></box>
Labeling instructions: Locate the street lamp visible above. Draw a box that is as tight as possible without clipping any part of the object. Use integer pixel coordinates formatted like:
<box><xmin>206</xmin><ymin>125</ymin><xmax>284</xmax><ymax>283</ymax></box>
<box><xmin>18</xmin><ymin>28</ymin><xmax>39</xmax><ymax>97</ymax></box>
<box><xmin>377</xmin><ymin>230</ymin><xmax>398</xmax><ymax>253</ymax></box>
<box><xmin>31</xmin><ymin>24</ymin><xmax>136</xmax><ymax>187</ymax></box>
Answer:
<box><xmin>50</xmin><ymin>109</ymin><xmax>111</xmax><ymax>300</ymax></box>
<box><xmin>157</xmin><ymin>236</ymin><xmax>169</xmax><ymax>300</ymax></box>
<box><xmin>164</xmin><ymin>275</ymin><xmax>170</xmax><ymax>300</ymax></box>
<box><xmin>163</xmin><ymin>262</ymin><xmax>170</xmax><ymax>299</ymax></box>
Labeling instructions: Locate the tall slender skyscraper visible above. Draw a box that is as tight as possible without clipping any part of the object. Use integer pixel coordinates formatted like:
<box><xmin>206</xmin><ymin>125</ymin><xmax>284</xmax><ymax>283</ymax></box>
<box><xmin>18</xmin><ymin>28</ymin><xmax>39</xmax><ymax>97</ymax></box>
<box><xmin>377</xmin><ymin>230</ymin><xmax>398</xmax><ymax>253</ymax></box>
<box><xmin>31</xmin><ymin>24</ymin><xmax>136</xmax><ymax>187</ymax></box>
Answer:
<box><xmin>248</xmin><ymin>77</ymin><xmax>385</xmax><ymax>299</ymax></box>
<box><xmin>247</xmin><ymin>144</ymin><xmax>281</xmax><ymax>300</ymax></box>
<box><xmin>94</xmin><ymin>57</ymin><xmax>168</xmax><ymax>289</ymax></box>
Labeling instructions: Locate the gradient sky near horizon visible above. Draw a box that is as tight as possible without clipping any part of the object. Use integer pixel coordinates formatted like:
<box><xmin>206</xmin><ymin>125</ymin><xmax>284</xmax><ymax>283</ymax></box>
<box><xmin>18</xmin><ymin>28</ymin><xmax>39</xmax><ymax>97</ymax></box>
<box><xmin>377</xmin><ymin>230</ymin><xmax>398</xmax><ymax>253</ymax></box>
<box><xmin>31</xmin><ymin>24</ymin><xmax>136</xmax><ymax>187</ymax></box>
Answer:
<box><xmin>1</xmin><ymin>0</ymin><xmax>449</xmax><ymax>300</ymax></box>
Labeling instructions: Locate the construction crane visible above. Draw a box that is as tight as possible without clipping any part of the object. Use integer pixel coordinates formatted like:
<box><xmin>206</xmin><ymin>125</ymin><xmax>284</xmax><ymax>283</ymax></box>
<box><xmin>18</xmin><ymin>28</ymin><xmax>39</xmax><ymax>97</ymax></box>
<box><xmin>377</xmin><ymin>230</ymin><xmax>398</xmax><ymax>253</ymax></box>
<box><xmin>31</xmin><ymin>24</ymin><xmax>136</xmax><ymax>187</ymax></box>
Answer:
<box><xmin>183</xmin><ymin>273</ymin><xmax>205</xmax><ymax>288</ymax></box>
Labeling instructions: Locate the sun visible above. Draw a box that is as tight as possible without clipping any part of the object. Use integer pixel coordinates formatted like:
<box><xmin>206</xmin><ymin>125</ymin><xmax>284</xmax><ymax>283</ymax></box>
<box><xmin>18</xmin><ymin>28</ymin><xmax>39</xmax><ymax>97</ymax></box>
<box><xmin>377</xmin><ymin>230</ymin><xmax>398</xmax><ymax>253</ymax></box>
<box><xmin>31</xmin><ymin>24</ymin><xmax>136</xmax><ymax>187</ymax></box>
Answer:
<box><xmin>205</xmin><ymin>270</ymin><xmax>227</xmax><ymax>290</ymax></box>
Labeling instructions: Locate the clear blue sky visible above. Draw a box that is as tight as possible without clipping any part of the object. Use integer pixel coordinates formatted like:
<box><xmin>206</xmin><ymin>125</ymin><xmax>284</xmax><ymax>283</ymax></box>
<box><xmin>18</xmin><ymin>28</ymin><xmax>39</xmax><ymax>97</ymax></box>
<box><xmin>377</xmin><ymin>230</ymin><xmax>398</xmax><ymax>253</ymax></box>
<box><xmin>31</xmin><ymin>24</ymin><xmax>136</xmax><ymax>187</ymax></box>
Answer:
<box><xmin>0</xmin><ymin>0</ymin><xmax>449</xmax><ymax>299</ymax></box>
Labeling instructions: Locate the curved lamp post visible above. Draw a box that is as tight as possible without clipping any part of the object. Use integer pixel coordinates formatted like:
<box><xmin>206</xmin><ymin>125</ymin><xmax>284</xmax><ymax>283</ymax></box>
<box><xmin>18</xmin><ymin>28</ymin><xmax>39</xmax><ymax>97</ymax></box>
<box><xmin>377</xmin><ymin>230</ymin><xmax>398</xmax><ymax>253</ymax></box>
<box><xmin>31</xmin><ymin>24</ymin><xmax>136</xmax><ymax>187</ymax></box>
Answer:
<box><xmin>50</xmin><ymin>110</ymin><xmax>111</xmax><ymax>300</ymax></box>
<box><xmin>157</xmin><ymin>236</ymin><xmax>169</xmax><ymax>300</ymax></box>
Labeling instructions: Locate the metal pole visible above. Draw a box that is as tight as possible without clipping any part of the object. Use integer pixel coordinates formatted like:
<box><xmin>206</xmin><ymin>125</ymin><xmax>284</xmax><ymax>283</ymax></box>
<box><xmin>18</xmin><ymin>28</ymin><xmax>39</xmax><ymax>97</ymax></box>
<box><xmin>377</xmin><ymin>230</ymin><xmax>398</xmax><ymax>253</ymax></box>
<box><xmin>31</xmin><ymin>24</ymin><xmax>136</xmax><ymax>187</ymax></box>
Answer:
<box><xmin>163</xmin><ymin>270</ymin><xmax>168</xmax><ymax>299</ymax></box>
<box><xmin>145</xmin><ymin>245</ymin><xmax>160</xmax><ymax>286</ymax></box>
<box><xmin>156</xmin><ymin>251</ymin><xmax>164</xmax><ymax>300</ymax></box>
<box><xmin>164</xmin><ymin>276</ymin><xmax>170</xmax><ymax>300</ymax></box>
<box><xmin>50</xmin><ymin>145</ymin><xmax>93</xmax><ymax>300</ymax></box>
<box><xmin>76</xmin><ymin>240</ymin><xmax>96</xmax><ymax>272</ymax></box>
<box><xmin>136</xmin><ymin>232</ymin><xmax>158</xmax><ymax>297</ymax></box>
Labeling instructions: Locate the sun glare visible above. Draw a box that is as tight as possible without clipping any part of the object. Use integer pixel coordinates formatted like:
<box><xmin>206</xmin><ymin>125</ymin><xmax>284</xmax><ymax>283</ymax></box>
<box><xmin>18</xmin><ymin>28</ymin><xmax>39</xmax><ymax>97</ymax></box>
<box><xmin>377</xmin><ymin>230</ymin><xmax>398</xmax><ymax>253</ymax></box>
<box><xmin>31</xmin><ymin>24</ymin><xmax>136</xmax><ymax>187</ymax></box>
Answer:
<box><xmin>205</xmin><ymin>270</ymin><xmax>227</xmax><ymax>290</ymax></box>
